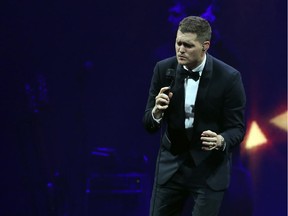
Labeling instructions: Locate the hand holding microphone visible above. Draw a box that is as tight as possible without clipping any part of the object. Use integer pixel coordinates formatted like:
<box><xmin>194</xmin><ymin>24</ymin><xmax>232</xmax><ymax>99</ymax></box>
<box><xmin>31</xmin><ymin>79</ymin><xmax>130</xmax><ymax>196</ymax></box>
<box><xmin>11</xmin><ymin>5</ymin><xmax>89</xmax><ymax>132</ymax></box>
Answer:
<box><xmin>152</xmin><ymin>68</ymin><xmax>176</xmax><ymax>119</ymax></box>
<box><xmin>152</xmin><ymin>86</ymin><xmax>173</xmax><ymax>119</ymax></box>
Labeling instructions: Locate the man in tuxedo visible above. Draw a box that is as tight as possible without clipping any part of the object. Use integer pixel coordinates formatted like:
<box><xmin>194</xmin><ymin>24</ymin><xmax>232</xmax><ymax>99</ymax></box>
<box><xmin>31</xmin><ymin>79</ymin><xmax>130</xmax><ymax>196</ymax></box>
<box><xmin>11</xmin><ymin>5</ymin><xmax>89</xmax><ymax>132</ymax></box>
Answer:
<box><xmin>143</xmin><ymin>16</ymin><xmax>246</xmax><ymax>216</ymax></box>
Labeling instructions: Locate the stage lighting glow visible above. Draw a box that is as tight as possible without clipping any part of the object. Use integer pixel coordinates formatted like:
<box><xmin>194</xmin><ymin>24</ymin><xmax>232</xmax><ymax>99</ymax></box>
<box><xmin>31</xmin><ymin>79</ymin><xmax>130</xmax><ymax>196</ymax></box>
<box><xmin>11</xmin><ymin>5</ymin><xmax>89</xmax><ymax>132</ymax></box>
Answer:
<box><xmin>269</xmin><ymin>110</ymin><xmax>288</xmax><ymax>132</ymax></box>
<box><xmin>245</xmin><ymin>121</ymin><xmax>268</xmax><ymax>149</ymax></box>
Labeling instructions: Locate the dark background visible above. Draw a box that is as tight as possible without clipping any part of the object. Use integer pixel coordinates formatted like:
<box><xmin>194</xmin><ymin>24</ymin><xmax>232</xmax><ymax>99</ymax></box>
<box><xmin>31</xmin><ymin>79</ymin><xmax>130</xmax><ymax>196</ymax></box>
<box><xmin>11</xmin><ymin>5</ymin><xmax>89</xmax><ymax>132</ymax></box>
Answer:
<box><xmin>0</xmin><ymin>0</ymin><xmax>287</xmax><ymax>215</ymax></box>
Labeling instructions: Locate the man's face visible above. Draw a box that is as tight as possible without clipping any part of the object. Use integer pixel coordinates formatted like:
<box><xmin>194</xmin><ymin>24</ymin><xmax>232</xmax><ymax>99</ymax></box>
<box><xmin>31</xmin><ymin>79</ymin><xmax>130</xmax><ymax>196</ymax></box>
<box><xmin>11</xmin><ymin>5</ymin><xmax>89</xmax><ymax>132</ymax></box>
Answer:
<box><xmin>175</xmin><ymin>30</ymin><xmax>209</xmax><ymax>69</ymax></box>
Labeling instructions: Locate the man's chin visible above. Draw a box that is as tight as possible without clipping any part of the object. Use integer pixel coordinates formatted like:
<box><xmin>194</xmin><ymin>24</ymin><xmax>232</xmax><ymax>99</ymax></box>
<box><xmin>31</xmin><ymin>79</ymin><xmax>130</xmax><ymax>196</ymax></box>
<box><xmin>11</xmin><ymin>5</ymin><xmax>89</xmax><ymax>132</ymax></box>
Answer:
<box><xmin>177</xmin><ymin>59</ymin><xmax>186</xmax><ymax>65</ymax></box>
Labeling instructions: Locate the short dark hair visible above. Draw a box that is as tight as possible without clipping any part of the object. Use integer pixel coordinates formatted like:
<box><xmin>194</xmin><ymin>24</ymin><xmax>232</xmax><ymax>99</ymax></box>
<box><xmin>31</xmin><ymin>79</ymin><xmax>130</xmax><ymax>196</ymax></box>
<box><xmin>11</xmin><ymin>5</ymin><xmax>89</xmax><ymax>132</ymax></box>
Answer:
<box><xmin>178</xmin><ymin>16</ymin><xmax>212</xmax><ymax>43</ymax></box>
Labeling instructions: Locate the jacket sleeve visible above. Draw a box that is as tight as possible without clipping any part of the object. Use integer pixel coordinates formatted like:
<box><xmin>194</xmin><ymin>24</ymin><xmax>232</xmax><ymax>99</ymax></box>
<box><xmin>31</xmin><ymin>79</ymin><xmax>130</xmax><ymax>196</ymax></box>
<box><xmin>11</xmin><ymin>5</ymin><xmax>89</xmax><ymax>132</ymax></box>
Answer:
<box><xmin>220</xmin><ymin>71</ymin><xmax>246</xmax><ymax>152</ymax></box>
<box><xmin>143</xmin><ymin>63</ymin><xmax>164</xmax><ymax>133</ymax></box>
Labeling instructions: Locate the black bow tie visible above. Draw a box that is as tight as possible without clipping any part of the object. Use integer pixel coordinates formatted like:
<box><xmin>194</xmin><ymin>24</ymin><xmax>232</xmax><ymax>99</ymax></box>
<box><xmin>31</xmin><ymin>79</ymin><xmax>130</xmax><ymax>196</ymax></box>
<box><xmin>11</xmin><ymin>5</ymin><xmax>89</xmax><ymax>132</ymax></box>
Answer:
<box><xmin>181</xmin><ymin>69</ymin><xmax>200</xmax><ymax>81</ymax></box>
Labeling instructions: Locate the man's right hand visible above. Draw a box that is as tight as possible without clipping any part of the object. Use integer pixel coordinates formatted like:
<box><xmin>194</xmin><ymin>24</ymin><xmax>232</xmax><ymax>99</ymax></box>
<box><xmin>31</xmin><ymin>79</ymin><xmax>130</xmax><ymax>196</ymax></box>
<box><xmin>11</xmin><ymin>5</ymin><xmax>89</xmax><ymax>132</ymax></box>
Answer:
<box><xmin>152</xmin><ymin>86</ymin><xmax>173</xmax><ymax>119</ymax></box>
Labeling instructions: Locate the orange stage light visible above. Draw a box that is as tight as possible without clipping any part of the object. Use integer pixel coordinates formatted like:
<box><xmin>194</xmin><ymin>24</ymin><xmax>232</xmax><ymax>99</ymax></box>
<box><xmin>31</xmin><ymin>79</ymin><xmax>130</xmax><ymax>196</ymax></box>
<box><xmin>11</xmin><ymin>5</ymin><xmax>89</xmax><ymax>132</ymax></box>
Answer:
<box><xmin>245</xmin><ymin>121</ymin><xmax>268</xmax><ymax>149</ymax></box>
<box><xmin>269</xmin><ymin>110</ymin><xmax>288</xmax><ymax>132</ymax></box>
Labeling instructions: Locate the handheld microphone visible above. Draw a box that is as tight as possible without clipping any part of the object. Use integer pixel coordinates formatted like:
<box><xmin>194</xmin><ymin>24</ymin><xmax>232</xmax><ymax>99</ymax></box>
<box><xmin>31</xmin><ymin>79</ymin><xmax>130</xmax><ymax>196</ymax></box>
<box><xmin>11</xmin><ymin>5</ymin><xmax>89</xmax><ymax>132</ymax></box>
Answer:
<box><xmin>165</xmin><ymin>68</ymin><xmax>176</xmax><ymax>94</ymax></box>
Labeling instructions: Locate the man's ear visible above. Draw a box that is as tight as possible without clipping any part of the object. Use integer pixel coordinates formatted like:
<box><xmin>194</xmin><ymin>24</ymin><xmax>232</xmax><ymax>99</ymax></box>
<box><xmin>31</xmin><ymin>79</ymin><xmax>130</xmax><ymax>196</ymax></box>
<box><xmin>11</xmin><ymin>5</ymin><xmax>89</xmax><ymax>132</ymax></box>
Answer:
<box><xmin>202</xmin><ymin>41</ymin><xmax>210</xmax><ymax>51</ymax></box>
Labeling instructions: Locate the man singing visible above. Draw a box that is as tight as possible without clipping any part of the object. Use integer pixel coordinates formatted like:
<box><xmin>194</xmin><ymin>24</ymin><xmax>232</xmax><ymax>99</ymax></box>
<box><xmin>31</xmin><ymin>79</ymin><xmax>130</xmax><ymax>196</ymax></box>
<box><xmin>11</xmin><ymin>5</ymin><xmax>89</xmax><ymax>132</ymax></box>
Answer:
<box><xmin>143</xmin><ymin>16</ymin><xmax>246</xmax><ymax>216</ymax></box>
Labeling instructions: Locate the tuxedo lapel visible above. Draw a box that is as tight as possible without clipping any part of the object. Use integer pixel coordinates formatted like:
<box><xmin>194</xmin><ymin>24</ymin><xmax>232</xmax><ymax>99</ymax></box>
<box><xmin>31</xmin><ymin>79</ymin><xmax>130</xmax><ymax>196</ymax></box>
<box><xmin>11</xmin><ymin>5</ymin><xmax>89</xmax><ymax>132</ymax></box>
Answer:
<box><xmin>194</xmin><ymin>54</ymin><xmax>213</xmax><ymax>116</ymax></box>
<box><xmin>189</xmin><ymin>56</ymin><xmax>214</xmax><ymax>166</ymax></box>
<box><xmin>167</xmin><ymin>64</ymin><xmax>185</xmax><ymax>128</ymax></box>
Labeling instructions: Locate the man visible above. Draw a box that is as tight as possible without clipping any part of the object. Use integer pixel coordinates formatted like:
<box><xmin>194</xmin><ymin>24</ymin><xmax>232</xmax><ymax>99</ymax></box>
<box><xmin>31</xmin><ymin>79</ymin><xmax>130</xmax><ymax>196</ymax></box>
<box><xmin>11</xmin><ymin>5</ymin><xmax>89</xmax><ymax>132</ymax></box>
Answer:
<box><xmin>143</xmin><ymin>16</ymin><xmax>246</xmax><ymax>216</ymax></box>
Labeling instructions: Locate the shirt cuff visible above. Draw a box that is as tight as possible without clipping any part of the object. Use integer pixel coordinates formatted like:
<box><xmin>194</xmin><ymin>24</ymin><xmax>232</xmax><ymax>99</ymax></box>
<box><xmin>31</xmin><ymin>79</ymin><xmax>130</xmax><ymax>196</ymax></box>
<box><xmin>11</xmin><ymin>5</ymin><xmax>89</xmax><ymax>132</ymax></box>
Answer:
<box><xmin>216</xmin><ymin>135</ymin><xmax>226</xmax><ymax>151</ymax></box>
<box><xmin>152</xmin><ymin>112</ymin><xmax>162</xmax><ymax>123</ymax></box>
<box><xmin>221</xmin><ymin>140</ymin><xmax>226</xmax><ymax>151</ymax></box>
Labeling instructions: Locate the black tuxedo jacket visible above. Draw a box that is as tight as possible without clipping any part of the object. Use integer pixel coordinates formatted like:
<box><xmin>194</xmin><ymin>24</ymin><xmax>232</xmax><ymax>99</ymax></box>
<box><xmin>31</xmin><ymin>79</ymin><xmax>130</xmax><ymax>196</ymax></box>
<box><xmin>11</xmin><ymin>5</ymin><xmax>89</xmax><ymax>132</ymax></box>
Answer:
<box><xmin>143</xmin><ymin>54</ymin><xmax>246</xmax><ymax>191</ymax></box>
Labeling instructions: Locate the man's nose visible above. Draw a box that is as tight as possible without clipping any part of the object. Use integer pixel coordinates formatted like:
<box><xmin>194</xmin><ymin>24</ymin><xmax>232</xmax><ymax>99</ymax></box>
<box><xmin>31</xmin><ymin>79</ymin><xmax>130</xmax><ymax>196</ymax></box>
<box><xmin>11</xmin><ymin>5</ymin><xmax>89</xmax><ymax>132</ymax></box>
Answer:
<box><xmin>179</xmin><ymin>45</ymin><xmax>185</xmax><ymax>53</ymax></box>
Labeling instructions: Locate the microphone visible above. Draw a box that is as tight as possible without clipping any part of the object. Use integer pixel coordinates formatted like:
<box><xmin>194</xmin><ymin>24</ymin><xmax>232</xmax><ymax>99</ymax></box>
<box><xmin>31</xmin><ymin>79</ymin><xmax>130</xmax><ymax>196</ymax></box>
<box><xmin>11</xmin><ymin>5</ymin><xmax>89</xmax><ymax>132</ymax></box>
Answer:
<box><xmin>165</xmin><ymin>68</ymin><xmax>176</xmax><ymax>92</ymax></box>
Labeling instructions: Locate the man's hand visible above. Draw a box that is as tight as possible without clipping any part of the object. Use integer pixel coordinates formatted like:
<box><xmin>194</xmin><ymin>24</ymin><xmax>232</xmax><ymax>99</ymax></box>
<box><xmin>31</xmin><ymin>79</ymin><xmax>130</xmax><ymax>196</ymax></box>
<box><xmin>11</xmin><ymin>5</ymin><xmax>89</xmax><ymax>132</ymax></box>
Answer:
<box><xmin>201</xmin><ymin>130</ymin><xmax>224</xmax><ymax>151</ymax></box>
<box><xmin>152</xmin><ymin>86</ymin><xmax>173</xmax><ymax>119</ymax></box>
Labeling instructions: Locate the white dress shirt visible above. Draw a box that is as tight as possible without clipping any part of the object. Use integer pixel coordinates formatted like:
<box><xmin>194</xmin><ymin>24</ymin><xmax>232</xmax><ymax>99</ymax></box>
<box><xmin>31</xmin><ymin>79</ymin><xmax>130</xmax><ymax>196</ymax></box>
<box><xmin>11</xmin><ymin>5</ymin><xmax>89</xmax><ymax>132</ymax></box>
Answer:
<box><xmin>183</xmin><ymin>54</ymin><xmax>206</xmax><ymax>128</ymax></box>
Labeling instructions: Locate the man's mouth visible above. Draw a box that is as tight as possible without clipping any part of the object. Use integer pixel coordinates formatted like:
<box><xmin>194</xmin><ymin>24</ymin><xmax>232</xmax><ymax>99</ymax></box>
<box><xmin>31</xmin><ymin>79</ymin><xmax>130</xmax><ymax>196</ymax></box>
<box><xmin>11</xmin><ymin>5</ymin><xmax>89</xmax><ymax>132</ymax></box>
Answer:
<box><xmin>178</xmin><ymin>55</ymin><xmax>186</xmax><ymax>60</ymax></box>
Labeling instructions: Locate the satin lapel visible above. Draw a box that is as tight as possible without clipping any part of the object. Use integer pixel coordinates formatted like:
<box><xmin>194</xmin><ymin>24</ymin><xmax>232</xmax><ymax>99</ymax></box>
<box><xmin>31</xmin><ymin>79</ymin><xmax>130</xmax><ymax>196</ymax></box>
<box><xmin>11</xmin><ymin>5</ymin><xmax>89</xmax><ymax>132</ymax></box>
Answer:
<box><xmin>174</xmin><ymin>64</ymin><xmax>185</xmax><ymax>105</ymax></box>
<box><xmin>168</xmin><ymin>64</ymin><xmax>185</xmax><ymax>127</ymax></box>
<box><xmin>170</xmin><ymin>64</ymin><xmax>185</xmax><ymax>101</ymax></box>
<box><xmin>194</xmin><ymin>54</ymin><xmax>213</xmax><ymax>114</ymax></box>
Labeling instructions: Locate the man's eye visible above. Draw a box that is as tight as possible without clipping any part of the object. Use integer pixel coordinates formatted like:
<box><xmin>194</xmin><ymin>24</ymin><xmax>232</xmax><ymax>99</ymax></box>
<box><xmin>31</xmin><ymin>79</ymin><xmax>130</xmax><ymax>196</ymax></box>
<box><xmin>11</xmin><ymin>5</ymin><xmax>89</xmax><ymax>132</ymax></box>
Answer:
<box><xmin>176</xmin><ymin>42</ymin><xmax>193</xmax><ymax>48</ymax></box>
<box><xmin>183</xmin><ymin>43</ymin><xmax>193</xmax><ymax>48</ymax></box>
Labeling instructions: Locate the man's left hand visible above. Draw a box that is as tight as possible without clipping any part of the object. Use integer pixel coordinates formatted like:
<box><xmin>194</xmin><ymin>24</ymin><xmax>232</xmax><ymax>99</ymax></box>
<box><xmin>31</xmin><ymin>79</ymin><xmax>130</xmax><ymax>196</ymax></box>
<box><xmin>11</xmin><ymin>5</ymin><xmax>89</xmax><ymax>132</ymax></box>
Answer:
<box><xmin>200</xmin><ymin>130</ymin><xmax>224</xmax><ymax>151</ymax></box>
